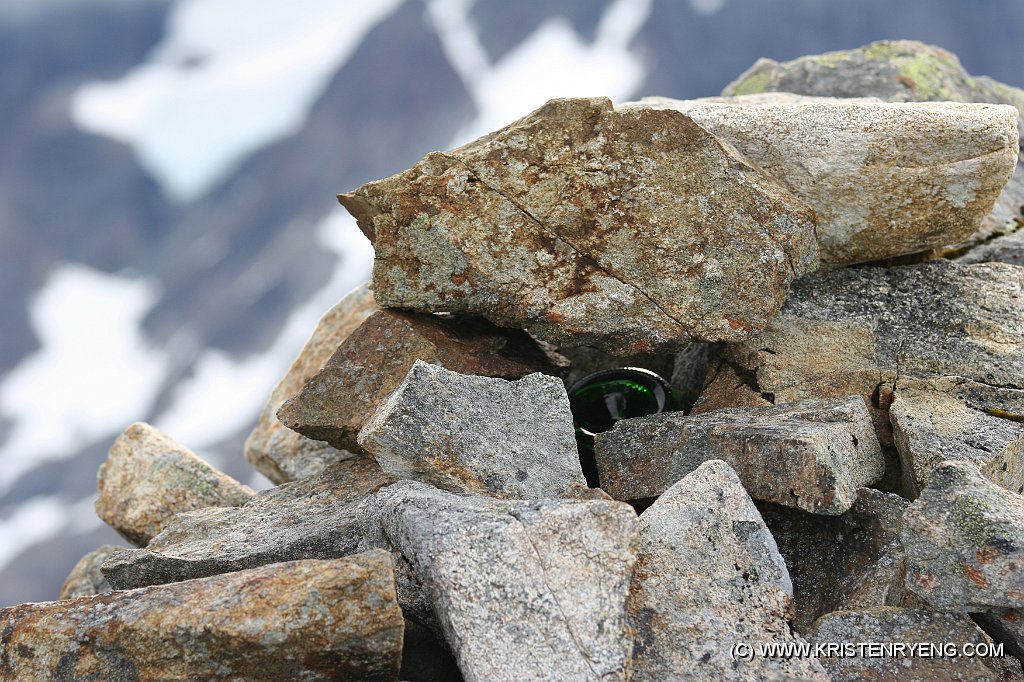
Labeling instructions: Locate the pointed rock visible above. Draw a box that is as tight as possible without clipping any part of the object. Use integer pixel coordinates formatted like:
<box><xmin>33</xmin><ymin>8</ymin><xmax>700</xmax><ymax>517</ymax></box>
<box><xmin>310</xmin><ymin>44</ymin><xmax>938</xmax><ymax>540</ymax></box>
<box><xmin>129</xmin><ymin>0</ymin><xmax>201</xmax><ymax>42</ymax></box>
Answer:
<box><xmin>102</xmin><ymin>456</ymin><xmax>392</xmax><ymax>590</ymax></box>
<box><xmin>245</xmin><ymin>282</ymin><xmax>378</xmax><ymax>483</ymax></box>
<box><xmin>95</xmin><ymin>422</ymin><xmax>254</xmax><ymax>546</ymax></box>
<box><xmin>3</xmin><ymin>553</ymin><xmax>405</xmax><ymax>682</ymax></box>
<box><xmin>58</xmin><ymin>545</ymin><xmax>125</xmax><ymax>600</ymax></box>
<box><xmin>902</xmin><ymin>461</ymin><xmax>1024</xmax><ymax>611</ymax></box>
<box><xmin>340</xmin><ymin>96</ymin><xmax>818</xmax><ymax>355</ymax></box>
<box><xmin>634</xmin><ymin>94</ymin><xmax>1018</xmax><ymax>265</ymax></box>
<box><xmin>627</xmin><ymin>460</ymin><xmax>827</xmax><ymax>681</ymax></box>
<box><xmin>596</xmin><ymin>396</ymin><xmax>883</xmax><ymax>514</ymax></box>
<box><xmin>359</xmin><ymin>480</ymin><xmax>638</xmax><ymax>681</ymax></box>
<box><xmin>358</xmin><ymin>360</ymin><xmax>589</xmax><ymax>499</ymax></box>
<box><xmin>278</xmin><ymin>308</ymin><xmax>561</xmax><ymax>453</ymax></box>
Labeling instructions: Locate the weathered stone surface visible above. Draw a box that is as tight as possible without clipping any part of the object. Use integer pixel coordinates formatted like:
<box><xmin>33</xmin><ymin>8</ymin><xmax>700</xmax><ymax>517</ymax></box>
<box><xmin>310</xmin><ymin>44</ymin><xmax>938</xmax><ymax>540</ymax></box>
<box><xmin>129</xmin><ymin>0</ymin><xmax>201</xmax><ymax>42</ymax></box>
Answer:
<box><xmin>102</xmin><ymin>456</ymin><xmax>392</xmax><ymax>590</ymax></box>
<box><xmin>95</xmin><ymin>422</ymin><xmax>254</xmax><ymax>546</ymax></box>
<box><xmin>723</xmin><ymin>39</ymin><xmax>1024</xmax><ymax>255</ymax></box>
<box><xmin>358</xmin><ymin>360</ymin><xmax>589</xmax><ymax>499</ymax></box>
<box><xmin>958</xmin><ymin>228</ymin><xmax>1024</xmax><ymax>266</ymax></box>
<box><xmin>693</xmin><ymin>261</ymin><xmax>1024</xmax><ymax>463</ymax></box>
<box><xmin>3</xmin><ymin>553</ymin><xmax>405</xmax><ymax>682</ymax></box>
<box><xmin>759</xmin><ymin>488</ymin><xmax>915</xmax><ymax>632</ymax></box>
<box><xmin>807</xmin><ymin>607</ymin><xmax>1021</xmax><ymax>681</ymax></box>
<box><xmin>634</xmin><ymin>94</ymin><xmax>1018</xmax><ymax>265</ymax></box>
<box><xmin>891</xmin><ymin>378</ymin><xmax>1024</xmax><ymax>499</ymax></box>
<box><xmin>669</xmin><ymin>341</ymin><xmax>718</xmax><ymax>412</ymax></box>
<box><xmin>975</xmin><ymin>608</ymin><xmax>1024</xmax><ymax>661</ymax></box>
<box><xmin>278</xmin><ymin>308</ymin><xmax>560</xmax><ymax>453</ymax></box>
<box><xmin>596</xmin><ymin>396</ymin><xmax>883</xmax><ymax>514</ymax></box>
<box><xmin>59</xmin><ymin>545</ymin><xmax>124</xmax><ymax>600</ymax></box>
<box><xmin>902</xmin><ymin>461</ymin><xmax>1024</xmax><ymax>611</ymax></box>
<box><xmin>245</xmin><ymin>282</ymin><xmax>378</xmax><ymax>483</ymax></box>
<box><xmin>628</xmin><ymin>460</ymin><xmax>827</xmax><ymax>681</ymax></box>
<box><xmin>360</xmin><ymin>480</ymin><xmax>638</xmax><ymax>681</ymax></box>
<box><xmin>340</xmin><ymin>96</ymin><xmax>819</xmax><ymax>355</ymax></box>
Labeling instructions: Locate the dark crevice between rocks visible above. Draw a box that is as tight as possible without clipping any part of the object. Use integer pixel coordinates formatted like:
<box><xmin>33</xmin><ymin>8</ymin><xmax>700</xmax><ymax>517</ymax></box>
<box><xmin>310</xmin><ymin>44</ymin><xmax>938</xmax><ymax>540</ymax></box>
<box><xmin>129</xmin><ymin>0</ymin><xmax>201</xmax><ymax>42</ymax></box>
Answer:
<box><xmin>727</xmin><ymin>359</ymin><xmax>776</xmax><ymax>404</ymax></box>
<box><xmin>942</xmin><ymin>213</ymin><xmax>1024</xmax><ymax>260</ymax></box>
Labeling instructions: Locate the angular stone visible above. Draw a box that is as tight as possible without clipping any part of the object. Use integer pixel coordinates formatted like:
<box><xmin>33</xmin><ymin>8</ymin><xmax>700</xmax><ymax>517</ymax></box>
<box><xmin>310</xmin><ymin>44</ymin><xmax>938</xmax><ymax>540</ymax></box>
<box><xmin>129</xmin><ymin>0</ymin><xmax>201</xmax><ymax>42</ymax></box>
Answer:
<box><xmin>245</xmin><ymin>282</ymin><xmax>378</xmax><ymax>483</ymax></box>
<box><xmin>340</xmin><ymin>96</ymin><xmax>818</xmax><ymax>355</ymax></box>
<box><xmin>278</xmin><ymin>308</ymin><xmax>560</xmax><ymax>453</ymax></box>
<box><xmin>102</xmin><ymin>456</ymin><xmax>392</xmax><ymax>590</ymax></box>
<box><xmin>807</xmin><ymin>607</ymin><xmax>1020</xmax><ymax>681</ymax></box>
<box><xmin>95</xmin><ymin>422</ymin><xmax>254</xmax><ymax>546</ymax></box>
<box><xmin>759</xmin><ymin>488</ymin><xmax>915</xmax><ymax>632</ymax></box>
<box><xmin>693</xmin><ymin>262</ymin><xmax>1024</xmax><ymax>452</ymax></box>
<box><xmin>958</xmin><ymin>229</ymin><xmax>1024</xmax><ymax>267</ymax></box>
<box><xmin>358</xmin><ymin>360</ymin><xmax>588</xmax><ymax>499</ymax></box>
<box><xmin>3</xmin><ymin>553</ymin><xmax>405</xmax><ymax>682</ymax></box>
<box><xmin>902</xmin><ymin>461</ymin><xmax>1024</xmax><ymax>611</ymax></box>
<box><xmin>891</xmin><ymin>378</ymin><xmax>1024</xmax><ymax>499</ymax></box>
<box><xmin>723</xmin><ymin>39</ymin><xmax>1024</xmax><ymax>254</ymax></box>
<box><xmin>359</xmin><ymin>480</ymin><xmax>638</xmax><ymax>681</ymax></box>
<box><xmin>596</xmin><ymin>396</ymin><xmax>884</xmax><ymax>514</ymax></box>
<box><xmin>58</xmin><ymin>545</ymin><xmax>124</xmax><ymax>600</ymax></box>
<box><xmin>628</xmin><ymin>460</ymin><xmax>827</xmax><ymax>681</ymax></box>
<box><xmin>669</xmin><ymin>341</ymin><xmax>718</xmax><ymax>412</ymax></box>
<box><xmin>634</xmin><ymin>94</ymin><xmax>1018</xmax><ymax>265</ymax></box>
<box><xmin>974</xmin><ymin>608</ymin><xmax>1024</xmax><ymax>661</ymax></box>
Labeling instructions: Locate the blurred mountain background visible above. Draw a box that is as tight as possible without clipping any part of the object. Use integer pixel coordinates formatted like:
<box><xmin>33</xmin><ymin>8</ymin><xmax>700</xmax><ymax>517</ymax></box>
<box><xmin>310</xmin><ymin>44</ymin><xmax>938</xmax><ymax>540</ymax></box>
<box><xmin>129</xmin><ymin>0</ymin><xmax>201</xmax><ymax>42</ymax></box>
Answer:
<box><xmin>1</xmin><ymin>0</ymin><xmax>1023</xmax><ymax>606</ymax></box>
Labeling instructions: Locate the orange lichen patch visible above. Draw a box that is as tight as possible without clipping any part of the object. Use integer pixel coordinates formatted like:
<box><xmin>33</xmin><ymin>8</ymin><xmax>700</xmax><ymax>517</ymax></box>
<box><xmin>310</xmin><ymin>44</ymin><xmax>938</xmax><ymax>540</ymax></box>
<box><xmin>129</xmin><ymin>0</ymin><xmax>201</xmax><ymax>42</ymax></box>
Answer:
<box><xmin>727</xmin><ymin>318</ymin><xmax>751</xmax><ymax>333</ymax></box>
<box><xmin>962</xmin><ymin>565</ymin><xmax>989</xmax><ymax>588</ymax></box>
<box><xmin>976</xmin><ymin>545</ymin><xmax>1000</xmax><ymax>564</ymax></box>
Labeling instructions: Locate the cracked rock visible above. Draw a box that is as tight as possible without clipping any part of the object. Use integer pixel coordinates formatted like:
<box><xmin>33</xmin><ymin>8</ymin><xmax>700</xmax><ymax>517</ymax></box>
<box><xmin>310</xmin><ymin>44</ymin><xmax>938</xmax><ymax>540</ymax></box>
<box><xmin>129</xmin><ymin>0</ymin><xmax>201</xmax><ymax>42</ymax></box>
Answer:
<box><xmin>3</xmin><ymin>552</ymin><xmax>405</xmax><ymax>682</ymax></box>
<box><xmin>359</xmin><ymin>480</ymin><xmax>638</xmax><ymax>682</ymax></box>
<box><xmin>974</xmin><ymin>608</ymin><xmax>1024</xmax><ymax>661</ymax></box>
<box><xmin>759</xmin><ymin>488</ymin><xmax>916</xmax><ymax>632</ymax></box>
<box><xmin>633</xmin><ymin>94</ymin><xmax>1018</xmax><ymax>265</ymax></box>
<box><xmin>902</xmin><ymin>461</ymin><xmax>1024</xmax><ymax>612</ymax></box>
<box><xmin>245</xmin><ymin>282</ymin><xmax>378</xmax><ymax>483</ymax></box>
<box><xmin>358</xmin><ymin>360</ymin><xmax>589</xmax><ymax>499</ymax></box>
<box><xmin>278</xmin><ymin>308</ymin><xmax>560</xmax><ymax>453</ymax></box>
<box><xmin>102</xmin><ymin>456</ymin><xmax>392</xmax><ymax>590</ymax></box>
<box><xmin>340</xmin><ymin>96</ymin><xmax>818</xmax><ymax>355</ymax></box>
<box><xmin>627</xmin><ymin>460</ymin><xmax>827</xmax><ymax>681</ymax></box>
<box><xmin>58</xmin><ymin>545</ymin><xmax>125</xmax><ymax>600</ymax></box>
<box><xmin>807</xmin><ymin>607</ymin><xmax>1021</xmax><ymax>681</ymax></box>
<box><xmin>95</xmin><ymin>422</ymin><xmax>254</xmax><ymax>546</ymax></box>
<box><xmin>723</xmin><ymin>39</ymin><xmax>1024</xmax><ymax>254</ymax></box>
<box><xmin>891</xmin><ymin>378</ymin><xmax>1024</xmax><ymax>499</ymax></box>
<box><xmin>596</xmin><ymin>396</ymin><xmax>884</xmax><ymax>515</ymax></box>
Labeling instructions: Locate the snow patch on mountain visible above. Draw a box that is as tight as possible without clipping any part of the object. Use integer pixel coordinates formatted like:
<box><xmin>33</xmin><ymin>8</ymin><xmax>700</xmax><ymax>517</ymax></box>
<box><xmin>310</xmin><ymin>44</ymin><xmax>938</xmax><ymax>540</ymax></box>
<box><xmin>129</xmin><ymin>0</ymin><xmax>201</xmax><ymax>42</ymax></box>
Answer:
<box><xmin>71</xmin><ymin>0</ymin><xmax>404</xmax><ymax>202</ymax></box>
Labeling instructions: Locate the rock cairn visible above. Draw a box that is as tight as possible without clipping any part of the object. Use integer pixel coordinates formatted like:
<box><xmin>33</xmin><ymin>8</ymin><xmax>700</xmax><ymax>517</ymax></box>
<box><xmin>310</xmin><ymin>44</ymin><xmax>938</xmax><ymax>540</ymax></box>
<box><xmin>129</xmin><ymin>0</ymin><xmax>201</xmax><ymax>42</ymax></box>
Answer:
<box><xmin>4</xmin><ymin>41</ymin><xmax>1024</xmax><ymax>681</ymax></box>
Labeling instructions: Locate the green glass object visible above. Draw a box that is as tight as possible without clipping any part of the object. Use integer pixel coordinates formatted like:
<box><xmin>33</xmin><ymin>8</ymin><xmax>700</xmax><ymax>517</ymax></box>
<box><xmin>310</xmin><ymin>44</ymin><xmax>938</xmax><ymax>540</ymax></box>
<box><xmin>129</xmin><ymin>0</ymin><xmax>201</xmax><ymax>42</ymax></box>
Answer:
<box><xmin>568</xmin><ymin>367</ymin><xmax>674</xmax><ymax>487</ymax></box>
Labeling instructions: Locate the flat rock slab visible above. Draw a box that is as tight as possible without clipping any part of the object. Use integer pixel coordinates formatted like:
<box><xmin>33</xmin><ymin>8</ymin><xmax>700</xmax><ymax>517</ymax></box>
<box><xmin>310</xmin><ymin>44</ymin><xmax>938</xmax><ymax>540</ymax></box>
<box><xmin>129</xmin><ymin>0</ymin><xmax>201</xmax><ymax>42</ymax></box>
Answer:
<box><xmin>341</xmin><ymin>96</ymin><xmax>818</xmax><ymax>355</ymax></box>
<box><xmin>3</xmin><ymin>552</ymin><xmax>405</xmax><ymax>682</ymax></box>
<box><xmin>902</xmin><ymin>461</ymin><xmax>1024</xmax><ymax>612</ymax></box>
<box><xmin>891</xmin><ymin>378</ymin><xmax>1024</xmax><ymax>498</ymax></box>
<box><xmin>358</xmin><ymin>360</ymin><xmax>589</xmax><ymax>499</ymax></box>
<box><xmin>59</xmin><ymin>544</ymin><xmax>125</xmax><ymax>600</ymax></box>
<box><xmin>95</xmin><ymin>422</ymin><xmax>254</xmax><ymax>546</ymax></box>
<box><xmin>278</xmin><ymin>308</ymin><xmax>560</xmax><ymax>453</ymax></box>
<box><xmin>808</xmin><ymin>607</ymin><xmax>1020</xmax><ymax>681</ymax></box>
<box><xmin>596</xmin><ymin>396</ymin><xmax>883</xmax><ymax>514</ymax></box>
<box><xmin>360</xmin><ymin>480</ymin><xmax>638</xmax><ymax>682</ymax></box>
<box><xmin>723</xmin><ymin>39</ymin><xmax>1024</xmax><ymax>254</ymax></box>
<box><xmin>102</xmin><ymin>456</ymin><xmax>392</xmax><ymax>590</ymax></box>
<box><xmin>633</xmin><ymin>94</ymin><xmax>1018</xmax><ymax>265</ymax></box>
<box><xmin>759</xmin><ymin>488</ymin><xmax>914</xmax><ymax>632</ymax></box>
<box><xmin>627</xmin><ymin>460</ymin><xmax>827</xmax><ymax>681</ymax></box>
<box><xmin>245</xmin><ymin>282</ymin><xmax>378</xmax><ymax>483</ymax></box>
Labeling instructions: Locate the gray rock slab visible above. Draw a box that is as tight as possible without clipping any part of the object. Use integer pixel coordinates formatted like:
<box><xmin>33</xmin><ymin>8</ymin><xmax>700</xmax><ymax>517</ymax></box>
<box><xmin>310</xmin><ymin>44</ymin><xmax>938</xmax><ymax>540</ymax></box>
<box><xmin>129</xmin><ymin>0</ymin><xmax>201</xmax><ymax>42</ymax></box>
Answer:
<box><xmin>95</xmin><ymin>422</ymin><xmax>254</xmax><ymax>546</ymax></box>
<box><xmin>244</xmin><ymin>282</ymin><xmax>378</xmax><ymax>483</ymax></box>
<box><xmin>596</xmin><ymin>396</ymin><xmax>883</xmax><ymax>514</ymax></box>
<box><xmin>627</xmin><ymin>459</ymin><xmax>827</xmax><ymax>681</ymax></box>
<box><xmin>359</xmin><ymin>480</ymin><xmax>638</xmax><ymax>682</ymax></box>
<box><xmin>634</xmin><ymin>94</ymin><xmax>1018</xmax><ymax>266</ymax></box>
<box><xmin>902</xmin><ymin>461</ymin><xmax>1024</xmax><ymax>611</ymax></box>
<box><xmin>759</xmin><ymin>488</ymin><xmax>916</xmax><ymax>632</ymax></box>
<box><xmin>340</xmin><ymin>96</ymin><xmax>818</xmax><ymax>355</ymax></box>
<box><xmin>102</xmin><ymin>456</ymin><xmax>392</xmax><ymax>590</ymax></box>
<box><xmin>808</xmin><ymin>607</ymin><xmax>1021</xmax><ymax>681</ymax></box>
<box><xmin>358</xmin><ymin>360</ymin><xmax>589</xmax><ymax>499</ymax></box>
<box><xmin>891</xmin><ymin>378</ymin><xmax>1024</xmax><ymax>498</ymax></box>
<box><xmin>3</xmin><ymin>553</ymin><xmax>405</xmax><ymax>682</ymax></box>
